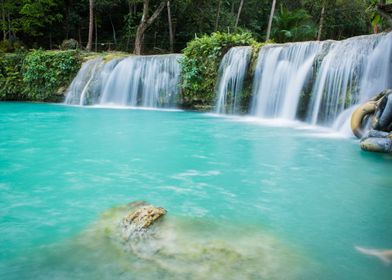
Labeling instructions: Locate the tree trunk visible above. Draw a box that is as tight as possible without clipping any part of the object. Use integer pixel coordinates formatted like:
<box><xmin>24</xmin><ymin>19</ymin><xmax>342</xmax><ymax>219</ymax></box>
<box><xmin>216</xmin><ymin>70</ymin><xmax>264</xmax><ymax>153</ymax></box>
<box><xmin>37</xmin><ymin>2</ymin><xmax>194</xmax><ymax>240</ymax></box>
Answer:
<box><xmin>78</xmin><ymin>28</ymin><xmax>82</xmax><ymax>45</ymax></box>
<box><xmin>94</xmin><ymin>15</ymin><xmax>98</xmax><ymax>52</ymax></box>
<box><xmin>134</xmin><ymin>0</ymin><xmax>166</xmax><ymax>55</ymax></box>
<box><xmin>214</xmin><ymin>0</ymin><xmax>222</xmax><ymax>32</ymax></box>
<box><xmin>86</xmin><ymin>0</ymin><xmax>94</xmax><ymax>51</ymax></box>
<box><xmin>109</xmin><ymin>14</ymin><xmax>117</xmax><ymax>47</ymax></box>
<box><xmin>266</xmin><ymin>0</ymin><xmax>276</xmax><ymax>41</ymax></box>
<box><xmin>7</xmin><ymin>11</ymin><xmax>11</xmax><ymax>40</ymax></box>
<box><xmin>235</xmin><ymin>0</ymin><xmax>244</xmax><ymax>30</ymax></box>
<box><xmin>167</xmin><ymin>0</ymin><xmax>174</xmax><ymax>52</ymax></box>
<box><xmin>126</xmin><ymin>0</ymin><xmax>132</xmax><ymax>51</ymax></box>
<box><xmin>1</xmin><ymin>0</ymin><xmax>6</xmax><ymax>41</ymax></box>
<box><xmin>317</xmin><ymin>3</ymin><xmax>325</xmax><ymax>41</ymax></box>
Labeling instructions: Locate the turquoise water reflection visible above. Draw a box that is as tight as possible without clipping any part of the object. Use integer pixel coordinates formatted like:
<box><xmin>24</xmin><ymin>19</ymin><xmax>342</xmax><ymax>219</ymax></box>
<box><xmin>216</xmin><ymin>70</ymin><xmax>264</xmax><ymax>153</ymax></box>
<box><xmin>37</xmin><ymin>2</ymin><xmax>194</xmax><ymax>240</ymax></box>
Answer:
<box><xmin>0</xmin><ymin>103</ymin><xmax>391</xmax><ymax>279</ymax></box>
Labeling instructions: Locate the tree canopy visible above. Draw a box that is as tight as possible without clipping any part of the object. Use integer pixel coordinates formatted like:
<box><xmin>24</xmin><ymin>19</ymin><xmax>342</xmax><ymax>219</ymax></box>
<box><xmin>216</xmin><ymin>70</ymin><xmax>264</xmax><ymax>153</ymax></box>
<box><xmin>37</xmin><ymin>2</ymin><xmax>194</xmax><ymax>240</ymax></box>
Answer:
<box><xmin>0</xmin><ymin>0</ymin><xmax>391</xmax><ymax>53</ymax></box>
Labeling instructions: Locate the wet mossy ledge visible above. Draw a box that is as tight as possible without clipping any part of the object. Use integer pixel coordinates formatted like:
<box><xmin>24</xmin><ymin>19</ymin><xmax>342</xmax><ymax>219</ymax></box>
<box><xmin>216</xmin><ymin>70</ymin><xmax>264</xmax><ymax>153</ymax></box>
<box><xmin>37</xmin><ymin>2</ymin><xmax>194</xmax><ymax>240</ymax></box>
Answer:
<box><xmin>0</xmin><ymin>32</ymin><xmax>266</xmax><ymax>107</ymax></box>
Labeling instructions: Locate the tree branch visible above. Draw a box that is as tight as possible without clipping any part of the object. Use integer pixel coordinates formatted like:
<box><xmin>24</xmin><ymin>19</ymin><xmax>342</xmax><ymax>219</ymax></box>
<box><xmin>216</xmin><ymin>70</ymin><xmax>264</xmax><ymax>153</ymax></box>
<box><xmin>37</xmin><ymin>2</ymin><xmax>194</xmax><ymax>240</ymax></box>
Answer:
<box><xmin>146</xmin><ymin>1</ymin><xmax>166</xmax><ymax>26</ymax></box>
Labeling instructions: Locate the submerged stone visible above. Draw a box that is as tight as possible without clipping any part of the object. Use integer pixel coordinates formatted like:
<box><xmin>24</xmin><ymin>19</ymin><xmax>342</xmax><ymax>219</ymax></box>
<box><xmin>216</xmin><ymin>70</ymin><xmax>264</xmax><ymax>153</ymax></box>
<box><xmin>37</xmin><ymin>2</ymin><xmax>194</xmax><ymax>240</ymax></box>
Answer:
<box><xmin>123</xmin><ymin>205</ymin><xmax>166</xmax><ymax>230</ymax></box>
<box><xmin>69</xmin><ymin>201</ymin><xmax>312</xmax><ymax>279</ymax></box>
<box><xmin>119</xmin><ymin>205</ymin><xmax>166</xmax><ymax>243</ymax></box>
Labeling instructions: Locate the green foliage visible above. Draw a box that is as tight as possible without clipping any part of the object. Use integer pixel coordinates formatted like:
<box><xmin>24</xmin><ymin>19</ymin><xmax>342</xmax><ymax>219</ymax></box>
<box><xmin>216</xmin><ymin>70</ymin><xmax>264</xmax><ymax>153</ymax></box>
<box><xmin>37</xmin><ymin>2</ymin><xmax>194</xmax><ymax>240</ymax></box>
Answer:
<box><xmin>0</xmin><ymin>0</ymin><xmax>382</xmax><ymax>53</ymax></box>
<box><xmin>0</xmin><ymin>50</ymin><xmax>27</xmax><ymax>100</ymax></box>
<box><xmin>180</xmin><ymin>32</ymin><xmax>257</xmax><ymax>108</ymax></box>
<box><xmin>60</xmin><ymin>39</ymin><xmax>80</xmax><ymax>50</ymax></box>
<box><xmin>23</xmin><ymin>50</ymin><xmax>81</xmax><ymax>101</ymax></box>
<box><xmin>271</xmin><ymin>5</ymin><xmax>317</xmax><ymax>43</ymax></box>
<box><xmin>19</xmin><ymin>0</ymin><xmax>62</xmax><ymax>36</ymax></box>
<box><xmin>0</xmin><ymin>40</ymin><xmax>13</xmax><ymax>52</ymax></box>
<box><xmin>366</xmin><ymin>0</ymin><xmax>392</xmax><ymax>31</ymax></box>
<box><xmin>303</xmin><ymin>0</ymin><xmax>371</xmax><ymax>40</ymax></box>
<box><xmin>0</xmin><ymin>49</ymin><xmax>81</xmax><ymax>101</ymax></box>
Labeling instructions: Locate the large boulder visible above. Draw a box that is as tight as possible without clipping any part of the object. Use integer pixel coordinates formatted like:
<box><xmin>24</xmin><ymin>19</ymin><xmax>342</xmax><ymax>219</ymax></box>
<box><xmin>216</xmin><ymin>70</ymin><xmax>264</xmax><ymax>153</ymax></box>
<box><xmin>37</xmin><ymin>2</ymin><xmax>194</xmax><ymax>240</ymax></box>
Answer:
<box><xmin>372</xmin><ymin>90</ymin><xmax>392</xmax><ymax>132</ymax></box>
<box><xmin>351</xmin><ymin>90</ymin><xmax>392</xmax><ymax>153</ymax></box>
<box><xmin>360</xmin><ymin>130</ymin><xmax>392</xmax><ymax>153</ymax></box>
<box><xmin>351</xmin><ymin>89</ymin><xmax>392</xmax><ymax>138</ymax></box>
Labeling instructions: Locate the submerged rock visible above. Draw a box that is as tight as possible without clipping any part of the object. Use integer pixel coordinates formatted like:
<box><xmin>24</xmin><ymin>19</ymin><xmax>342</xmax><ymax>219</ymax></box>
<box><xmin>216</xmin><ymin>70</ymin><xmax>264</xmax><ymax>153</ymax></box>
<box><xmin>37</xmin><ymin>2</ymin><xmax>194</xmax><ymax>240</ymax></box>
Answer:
<box><xmin>68</xmin><ymin>201</ymin><xmax>311</xmax><ymax>279</ymax></box>
<box><xmin>119</xmin><ymin>204</ymin><xmax>166</xmax><ymax>243</ymax></box>
<box><xmin>123</xmin><ymin>205</ymin><xmax>166</xmax><ymax>230</ymax></box>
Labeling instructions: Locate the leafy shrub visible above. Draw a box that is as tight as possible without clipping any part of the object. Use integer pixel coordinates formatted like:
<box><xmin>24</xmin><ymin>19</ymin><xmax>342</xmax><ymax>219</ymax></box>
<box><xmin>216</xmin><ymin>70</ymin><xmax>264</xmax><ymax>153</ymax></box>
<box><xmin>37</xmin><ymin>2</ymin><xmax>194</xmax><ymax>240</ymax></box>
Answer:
<box><xmin>180</xmin><ymin>32</ymin><xmax>258</xmax><ymax>109</ymax></box>
<box><xmin>0</xmin><ymin>40</ymin><xmax>24</xmax><ymax>52</ymax></box>
<box><xmin>271</xmin><ymin>6</ymin><xmax>317</xmax><ymax>43</ymax></box>
<box><xmin>0</xmin><ymin>50</ymin><xmax>28</xmax><ymax>100</ymax></box>
<box><xmin>60</xmin><ymin>39</ymin><xmax>80</xmax><ymax>50</ymax></box>
<box><xmin>0</xmin><ymin>40</ymin><xmax>13</xmax><ymax>52</ymax></box>
<box><xmin>23</xmin><ymin>50</ymin><xmax>81</xmax><ymax>101</ymax></box>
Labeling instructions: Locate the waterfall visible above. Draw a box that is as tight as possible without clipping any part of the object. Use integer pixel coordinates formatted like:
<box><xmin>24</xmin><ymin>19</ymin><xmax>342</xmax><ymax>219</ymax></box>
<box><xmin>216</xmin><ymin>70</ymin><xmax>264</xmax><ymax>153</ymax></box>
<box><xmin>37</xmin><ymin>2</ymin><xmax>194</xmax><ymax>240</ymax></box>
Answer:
<box><xmin>64</xmin><ymin>58</ymin><xmax>105</xmax><ymax>105</ymax></box>
<box><xmin>251</xmin><ymin>42</ymin><xmax>322</xmax><ymax>119</ymax></box>
<box><xmin>249</xmin><ymin>32</ymin><xmax>392</xmax><ymax>132</ymax></box>
<box><xmin>308</xmin><ymin>32</ymin><xmax>392</xmax><ymax>127</ymax></box>
<box><xmin>215</xmin><ymin>47</ymin><xmax>252</xmax><ymax>114</ymax></box>
<box><xmin>64</xmin><ymin>54</ymin><xmax>182</xmax><ymax>108</ymax></box>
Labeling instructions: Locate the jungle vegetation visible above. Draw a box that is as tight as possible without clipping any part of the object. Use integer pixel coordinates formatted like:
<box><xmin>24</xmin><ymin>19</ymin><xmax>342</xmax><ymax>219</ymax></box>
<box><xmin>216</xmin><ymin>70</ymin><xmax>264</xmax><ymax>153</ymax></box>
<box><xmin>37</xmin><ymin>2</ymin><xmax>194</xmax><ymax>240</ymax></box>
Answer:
<box><xmin>0</xmin><ymin>0</ymin><xmax>391</xmax><ymax>54</ymax></box>
<box><xmin>1</xmin><ymin>0</ymin><xmax>391</xmax><ymax>103</ymax></box>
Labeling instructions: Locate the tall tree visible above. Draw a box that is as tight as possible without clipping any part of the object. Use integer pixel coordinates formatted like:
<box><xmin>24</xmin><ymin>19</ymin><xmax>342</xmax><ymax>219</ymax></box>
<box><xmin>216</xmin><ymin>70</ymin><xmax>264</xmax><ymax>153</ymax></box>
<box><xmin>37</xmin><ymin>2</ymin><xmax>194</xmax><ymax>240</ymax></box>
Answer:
<box><xmin>167</xmin><ymin>0</ymin><xmax>173</xmax><ymax>52</ymax></box>
<box><xmin>1</xmin><ymin>0</ymin><xmax>6</xmax><ymax>40</ymax></box>
<box><xmin>317</xmin><ymin>1</ymin><xmax>325</xmax><ymax>40</ymax></box>
<box><xmin>235</xmin><ymin>0</ymin><xmax>245</xmax><ymax>30</ymax></box>
<box><xmin>266</xmin><ymin>0</ymin><xmax>276</xmax><ymax>41</ymax></box>
<box><xmin>214</xmin><ymin>0</ymin><xmax>222</xmax><ymax>31</ymax></box>
<box><xmin>86</xmin><ymin>0</ymin><xmax>93</xmax><ymax>51</ymax></box>
<box><xmin>134</xmin><ymin>0</ymin><xmax>166</xmax><ymax>55</ymax></box>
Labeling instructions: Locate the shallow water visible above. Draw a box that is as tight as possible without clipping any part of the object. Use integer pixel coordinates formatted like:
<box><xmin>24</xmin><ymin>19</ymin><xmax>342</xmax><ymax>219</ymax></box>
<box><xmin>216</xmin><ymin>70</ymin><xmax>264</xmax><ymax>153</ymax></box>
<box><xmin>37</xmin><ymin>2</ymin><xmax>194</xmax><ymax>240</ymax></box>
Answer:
<box><xmin>0</xmin><ymin>103</ymin><xmax>391</xmax><ymax>279</ymax></box>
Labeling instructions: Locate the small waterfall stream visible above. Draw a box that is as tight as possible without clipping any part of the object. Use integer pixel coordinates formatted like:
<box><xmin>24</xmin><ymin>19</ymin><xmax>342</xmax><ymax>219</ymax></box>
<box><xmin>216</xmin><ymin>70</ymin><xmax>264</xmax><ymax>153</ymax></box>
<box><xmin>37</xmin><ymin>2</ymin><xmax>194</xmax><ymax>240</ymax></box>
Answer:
<box><xmin>251</xmin><ymin>42</ymin><xmax>322</xmax><ymax>119</ymax></box>
<box><xmin>215</xmin><ymin>47</ymin><xmax>252</xmax><ymax>114</ymax></box>
<box><xmin>64</xmin><ymin>54</ymin><xmax>182</xmax><ymax>108</ymax></box>
<box><xmin>64</xmin><ymin>58</ymin><xmax>105</xmax><ymax>105</ymax></box>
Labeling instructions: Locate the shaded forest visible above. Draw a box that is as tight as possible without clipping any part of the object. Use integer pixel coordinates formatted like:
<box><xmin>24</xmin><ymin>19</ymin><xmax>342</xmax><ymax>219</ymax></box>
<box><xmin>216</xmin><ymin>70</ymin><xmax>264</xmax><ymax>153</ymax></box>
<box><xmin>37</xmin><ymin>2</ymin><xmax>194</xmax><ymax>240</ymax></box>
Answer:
<box><xmin>1</xmin><ymin>0</ymin><xmax>391</xmax><ymax>54</ymax></box>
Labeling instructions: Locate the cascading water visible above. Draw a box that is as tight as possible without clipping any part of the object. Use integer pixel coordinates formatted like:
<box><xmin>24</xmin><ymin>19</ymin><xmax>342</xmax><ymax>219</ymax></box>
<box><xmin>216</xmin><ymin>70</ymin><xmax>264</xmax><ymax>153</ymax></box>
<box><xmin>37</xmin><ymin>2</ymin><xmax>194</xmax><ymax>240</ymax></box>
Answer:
<box><xmin>308</xmin><ymin>32</ymin><xmax>392</xmax><ymax>127</ymax></box>
<box><xmin>251</xmin><ymin>42</ymin><xmax>322</xmax><ymax>119</ymax></box>
<box><xmin>215</xmin><ymin>47</ymin><xmax>252</xmax><ymax>114</ymax></box>
<box><xmin>64</xmin><ymin>58</ymin><xmax>105</xmax><ymax>105</ymax></box>
<box><xmin>64</xmin><ymin>54</ymin><xmax>182</xmax><ymax>108</ymax></box>
<box><xmin>248</xmin><ymin>32</ymin><xmax>392</xmax><ymax>133</ymax></box>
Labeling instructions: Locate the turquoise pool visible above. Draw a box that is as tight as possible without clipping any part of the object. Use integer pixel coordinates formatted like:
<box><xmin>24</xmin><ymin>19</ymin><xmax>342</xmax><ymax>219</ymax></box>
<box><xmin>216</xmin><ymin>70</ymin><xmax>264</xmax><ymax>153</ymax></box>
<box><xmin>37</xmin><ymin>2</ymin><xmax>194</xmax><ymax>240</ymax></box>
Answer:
<box><xmin>0</xmin><ymin>103</ymin><xmax>391</xmax><ymax>279</ymax></box>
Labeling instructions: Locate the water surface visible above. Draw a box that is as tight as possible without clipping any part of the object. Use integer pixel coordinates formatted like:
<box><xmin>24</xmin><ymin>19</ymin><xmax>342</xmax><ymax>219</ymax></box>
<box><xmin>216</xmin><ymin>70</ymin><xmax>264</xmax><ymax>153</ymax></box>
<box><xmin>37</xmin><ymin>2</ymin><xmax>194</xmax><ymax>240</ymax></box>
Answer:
<box><xmin>0</xmin><ymin>103</ymin><xmax>391</xmax><ymax>279</ymax></box>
